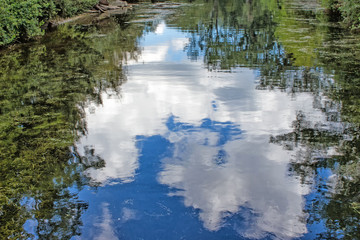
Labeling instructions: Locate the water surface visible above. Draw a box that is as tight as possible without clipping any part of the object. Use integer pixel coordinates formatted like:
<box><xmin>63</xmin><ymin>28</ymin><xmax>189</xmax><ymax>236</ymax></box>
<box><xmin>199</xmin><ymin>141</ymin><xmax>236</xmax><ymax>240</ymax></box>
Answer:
<box><xmin>1</xmin><ymin>0</ymin><xmax>359</xmax><ymax>239</ymax></box>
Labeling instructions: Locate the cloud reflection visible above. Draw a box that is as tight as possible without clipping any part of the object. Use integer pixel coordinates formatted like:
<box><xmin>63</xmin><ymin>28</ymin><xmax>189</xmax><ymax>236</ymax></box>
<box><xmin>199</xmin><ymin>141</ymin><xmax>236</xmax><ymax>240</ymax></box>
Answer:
<box><xmin>159</xmin><ymin>121</ymin><xmax>308</xmax><ymax>238</ymax></box>
<box><xmin>76</xmin><ymin>23</ymin><xmax>331</xmax><ymax>238</ymax></box>
<box><xmin>94</xmin><ymin>203</ymin><xmax>118</xmax><ymax>240</ymax></box>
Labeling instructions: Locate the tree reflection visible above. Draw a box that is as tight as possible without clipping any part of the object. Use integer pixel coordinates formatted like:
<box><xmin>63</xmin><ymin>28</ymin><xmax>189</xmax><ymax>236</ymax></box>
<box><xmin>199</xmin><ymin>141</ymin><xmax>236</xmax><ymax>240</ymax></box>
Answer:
<box><xmin>0</xmin><ymin>16</ymin><xmax>143</xmax><ymax>239</ymax></box>
<box><xmin>267</xmin><ymin>6</ymin><xmax>360</xmax><ymax>239</ymax></box>
<box><xmin>170</xmin><ymin>0</ymin><xmax>360</xmax><ymax>238</ymax></box>
<box><xmin>271</xmin><ymin>111</ymin><xmax>359</xmax><ymax>239</ymax></box>
<box><xmin>169</xmin><ymin>0</ymin><xmax>292</xmax><ymax>74</ymax></box>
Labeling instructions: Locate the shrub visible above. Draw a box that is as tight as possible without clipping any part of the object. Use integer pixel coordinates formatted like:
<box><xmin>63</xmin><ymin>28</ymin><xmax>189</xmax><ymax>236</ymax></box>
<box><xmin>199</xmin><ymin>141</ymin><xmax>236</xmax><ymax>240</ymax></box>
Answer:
<box><xmin>0</xmin><ymin>0</ymin><xmax>97</xmax><ymax>46</ymax></box>
<box><xmin>338</xmin><ymin>0</ymin><xmax>360</xmax><ymax>29</ymax></box>
<box><xmin>323</xmin><ymin>0</ymin><xmax>360</xmax><ymax>30</ymax></box>
<box><xmin>0</xmin><ymin>0</ymin><xmax>54</xmax><ymax>45</ymax></box>
<box><xmin>55</xmin><ymin>0</ymin><xmax>98</xmax><ymax>18</ymax></box>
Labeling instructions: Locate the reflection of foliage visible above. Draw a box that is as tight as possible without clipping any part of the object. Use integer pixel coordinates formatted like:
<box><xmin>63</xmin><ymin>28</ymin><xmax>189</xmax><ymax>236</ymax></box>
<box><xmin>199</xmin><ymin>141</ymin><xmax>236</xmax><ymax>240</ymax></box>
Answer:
<box><xmin>319</xmin><ymin>34</ymin><xmax>360</xmax><ymax>124</ymax></box>
<box><xmin>0</xmin><ymin>18</ymin><xmax>143</xmax><ymax>239</ymax></box>
<box><xmin>249</xmin><ymin>1</ymin><xmax>360</xmax><ymax>238</ymax></box>
<box><xmin>317</xmin><ymin>34</ymin><xmax>360</xmax><ymax>239</ymax></box>
<box><xmin>272</xmin><ymin>111</ymin><xmax>360</xmax><ymax>239</ymax></box>
<box><xmin>172</xmin><ymin>0</ymin><xmax>360</xmax><ymax>238</ymax></box>
<box><xmin>273</xmin><ymin>0</ymin><xmax>328</xmax><ymax>67</ymax></box>
<box><xmin>169</xmin><ymin>0</ymin><xmax>292</xmax><ymax>71</ymax></box>
<box><xmin>268</xmin><ymin>17</ymin><xmax>360</xmax><ymax>238</ymax></box>
<box><xmin>270</xmin><ymin>33</ymin><xmax>360</xmax><ymax>236</ymax></box>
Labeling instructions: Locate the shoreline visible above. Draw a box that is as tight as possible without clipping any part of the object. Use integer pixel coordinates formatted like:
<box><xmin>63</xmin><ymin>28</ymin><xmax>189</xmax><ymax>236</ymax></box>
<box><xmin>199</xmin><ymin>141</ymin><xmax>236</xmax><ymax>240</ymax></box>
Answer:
<box><xmin>0</xmin><ymin>0</ymin><xmax>133</xmax><ymax>49</ymax></box>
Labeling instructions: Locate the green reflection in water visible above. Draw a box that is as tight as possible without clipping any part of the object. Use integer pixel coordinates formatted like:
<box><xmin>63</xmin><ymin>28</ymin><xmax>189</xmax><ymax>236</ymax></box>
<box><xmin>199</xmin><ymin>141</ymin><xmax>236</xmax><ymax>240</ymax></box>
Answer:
<box><xmin>0</xmin><ymin>0</ymin><xmax>359</xmax><ymax>238</ymax></box>
<box><xmin>169</xmin><ymin>0</ymin><xmax>359</xmax><ymax>238</ymax></box>
<box><xmin>169</xmin><ymin>0</ymin><xmax>290</xmax><ymax>70</ymax></box>
<box><xmin>0</xmin><ymin>13</ymin><xmax>144</xmax><ymax>239</ymax></box>
<box><xmin>275</xmin><ymin>2</ymin><xmax>360</xmax><ymax>238</ymax></box>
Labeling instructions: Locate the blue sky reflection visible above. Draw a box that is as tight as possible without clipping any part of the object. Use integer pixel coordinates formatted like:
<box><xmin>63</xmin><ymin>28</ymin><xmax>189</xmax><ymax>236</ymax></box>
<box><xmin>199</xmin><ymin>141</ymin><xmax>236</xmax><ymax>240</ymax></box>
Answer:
<box><xmin>75</xmin><ymin>22</ymin><xmax>337</xmax><ymax>239</ymax></box>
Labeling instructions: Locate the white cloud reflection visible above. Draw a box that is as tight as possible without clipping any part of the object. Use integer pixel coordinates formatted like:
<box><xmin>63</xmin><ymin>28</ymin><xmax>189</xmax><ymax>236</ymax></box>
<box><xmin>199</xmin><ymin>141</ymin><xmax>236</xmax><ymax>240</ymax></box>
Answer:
<box><xmin>94</xmin><ymin>203</ymin><xmax>118</xmax><ymax>240</ymax></box>
<box><xmin>154</xmin><ymin>21</ymin><xmax>166</xmax><ymax>34</ymax></box>
<box><xmin>76</xmin><ymin>23</ymin><xmax>332</xmax><ymax>238</ymax></box>
<box><xmin>158</xmin><ymin>133</ymin><xmax>308</xmax><ymax>238</ymax></box>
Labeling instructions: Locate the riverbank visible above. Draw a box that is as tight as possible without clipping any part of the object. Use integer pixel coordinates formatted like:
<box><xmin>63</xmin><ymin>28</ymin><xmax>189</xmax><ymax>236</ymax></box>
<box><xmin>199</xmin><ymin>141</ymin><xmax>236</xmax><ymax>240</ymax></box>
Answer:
<box><xmin>324</xmin><ymin>0</ymin><xmax>360</xmax><ymax>31</ymax></box>
<box><xmin>0</xmin><ymin>0</ymin><xmax>133</xmax><ymax>48</ymax></box>
<box><xmin>1</xmin><ymin>0</ymin><xmax>360</xmax><ymax>48</ymax></box>
<box><xmin>48</xmin><ymin>1</ymin><xmax>131</xmax><ymax>29</ymax></box>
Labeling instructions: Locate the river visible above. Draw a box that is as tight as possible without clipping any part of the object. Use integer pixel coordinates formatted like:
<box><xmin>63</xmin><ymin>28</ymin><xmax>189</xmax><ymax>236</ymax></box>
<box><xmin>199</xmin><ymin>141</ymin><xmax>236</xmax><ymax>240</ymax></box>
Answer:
<box><xmin>0</xmin><ymin>0</ymin><xmax>359</xmax><ymax>239</ymax></box>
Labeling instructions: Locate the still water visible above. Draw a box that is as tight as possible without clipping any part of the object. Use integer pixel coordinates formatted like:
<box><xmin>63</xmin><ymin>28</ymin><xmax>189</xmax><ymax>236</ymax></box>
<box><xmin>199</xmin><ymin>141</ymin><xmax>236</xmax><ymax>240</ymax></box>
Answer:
<box><xmin>1</xmin><ymin>0</ymin><xmax>359</xmax><ymax>239</ymax></box>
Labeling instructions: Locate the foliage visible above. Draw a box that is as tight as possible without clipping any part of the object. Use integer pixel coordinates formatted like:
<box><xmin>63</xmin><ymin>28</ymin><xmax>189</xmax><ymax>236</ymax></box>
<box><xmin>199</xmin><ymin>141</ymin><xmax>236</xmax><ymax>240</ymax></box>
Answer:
<box><xmin>323</xmin><ymin>0</ymin><xmax>360</xmax><ymax>30</ymax></box>
<box><xmin>55</xmin><ymin>0</ymin><xmax>98</xmax><ymax>18</ymax></box>
<box><xmin>0</xmin><ymin>0</ymin><xmax>56</xmax><ymax>45</ymax></box>
<box><xmin>340</xmin><ymin>0</ymin><xmax>360</xmax><ymax>29</ymax></box>
<box><xmin>0</xmin><ymin>0</ymin><xmax>97</xmax><ymax>46</ymax></box>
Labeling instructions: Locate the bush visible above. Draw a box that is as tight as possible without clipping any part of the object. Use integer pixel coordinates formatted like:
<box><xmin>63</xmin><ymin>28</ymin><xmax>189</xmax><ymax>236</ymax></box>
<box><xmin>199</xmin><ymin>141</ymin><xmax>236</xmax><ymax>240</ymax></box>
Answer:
<box><xmin>55</xmin><ymin>0</ymin><xmax>98</xmax><ymax>18</ymax></box>
<box><xmin>323</xmin><ymin>0</ymin><xmax>360</xmax><ymax>30</ymax></box>
<box><xmin>0</xmin><ymin>0</ymin><xmax>54</xmax><ymax>45</ymax></box>
<box><xmin>0</xmin><ymin>0</ymin><xmax>97</xmax><ymax>46</ymax></box>
<box><xmin>338</xmin><ymin>0</ymin><xmax>360</xmax><ymax>29</ymax></box>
